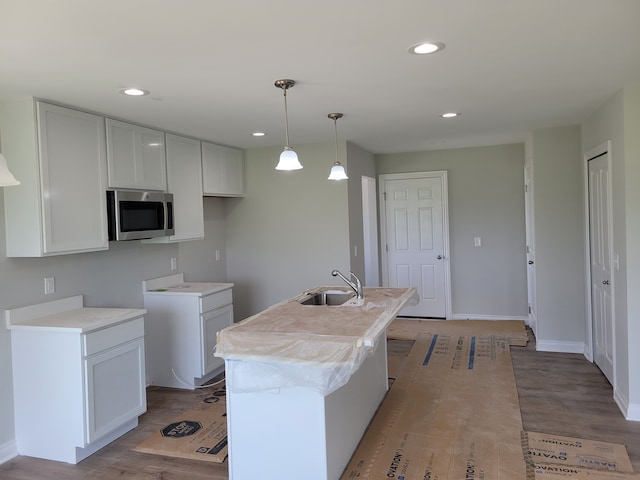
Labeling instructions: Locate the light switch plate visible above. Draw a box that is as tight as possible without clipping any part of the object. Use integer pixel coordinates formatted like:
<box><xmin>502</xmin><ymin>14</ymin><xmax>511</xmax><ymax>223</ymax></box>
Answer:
<box><xmin>474</xmin><ymin>237</ymin><xmax>482</xmax><ymax>247</ymax></box>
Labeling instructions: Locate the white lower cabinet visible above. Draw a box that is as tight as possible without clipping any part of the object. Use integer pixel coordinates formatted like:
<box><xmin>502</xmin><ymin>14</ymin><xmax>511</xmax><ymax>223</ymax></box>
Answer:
<box><xmin>202</xmin><ymin>304</ymin><xmax>233</xmax><ymax>375</ymax></box>
<box><xmin>143</xmin><ymin>278</ymin><xmax>233</xmax><ymax>389</ymax></box>
<box><xmin>6</xmin><ymin>297</ymin><xmax>147</xmax><ymax>464</ymax></box>
<box><xmin>84</xmin><ymin>335</ymin><xmax>146</xmax><ymax>443</ymax></box>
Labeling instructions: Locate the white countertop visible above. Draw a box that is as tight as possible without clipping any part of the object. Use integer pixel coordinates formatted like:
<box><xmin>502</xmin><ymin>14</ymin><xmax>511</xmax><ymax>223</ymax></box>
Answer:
<box><xmin>5</xmin><ymin>295</ymin><xmax>146</xmax><ymax>333</ymax></box>
<box><xmin>215</xmin><ymin>286</ymin><xmax>417</xmax><ymax>395</ymax></box>
<box><xmin>142</xmin><ymin>273</ymin><xmax>233</xmax><ymax>297</ymax></box>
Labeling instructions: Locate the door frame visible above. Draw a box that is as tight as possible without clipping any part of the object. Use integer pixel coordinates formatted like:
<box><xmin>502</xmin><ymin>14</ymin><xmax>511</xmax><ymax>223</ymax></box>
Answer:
<box><xmin>378</xmin><ymin>171</ymin><xmax>452</xmax><ymax>319</ymax></box>
<box><xmin>524</xmin><ymin>164</ymin><xmax>538</xmax><ymax>335</ymax></box>
<box><xmin>362</xmin><ymin>176</ymin><xmax>380</xmax><ymax>286</ymax></box>
<box><xmin>582</xmin><ymin>141</ymin><xmax>615</xmax><ymax>379</ymax></box>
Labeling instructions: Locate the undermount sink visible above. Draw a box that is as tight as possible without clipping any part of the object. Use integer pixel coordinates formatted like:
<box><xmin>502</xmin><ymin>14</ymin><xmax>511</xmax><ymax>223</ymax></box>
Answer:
<box><xmin>299</xmin><ymin>290</ymin><xmax>356</xmax><ymax>306</ymax></box>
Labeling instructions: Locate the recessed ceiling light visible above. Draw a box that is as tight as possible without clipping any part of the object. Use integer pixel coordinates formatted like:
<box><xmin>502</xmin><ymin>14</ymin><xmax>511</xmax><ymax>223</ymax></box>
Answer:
<box><xmin>408</xmin><ymin>42</ymin><xmax>445</xmax><ymax>55</ymax></box>
<box><xmin>252</xmin><ymin>132</ymin><xmax>267</xmax><ymax>137</ymax></box>
<box><xmin>441</xmin><ymin>112</ymin><xmax>460</xmax><ymax>118</ymax></box>
<box><xmin>119</xmin><ymin>88</ymin><xmax>150</xmax><ymax>96</ymax></box>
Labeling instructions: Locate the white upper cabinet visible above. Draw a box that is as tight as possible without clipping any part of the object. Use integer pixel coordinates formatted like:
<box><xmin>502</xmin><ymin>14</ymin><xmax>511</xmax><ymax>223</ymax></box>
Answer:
<box><xmin>106</xmin><ymin>119</ymin><xmax>166</xmax><ymax>191</ymax></box>
<box><xmin>201</xmin><ymin>142</ymin><xmax>244</xmax><ymax>197</ymax></box>
<box><xmin>1</xmin><ymin>99</ymin><xmax>109</xmax><ymax>257</ymax></box>
<box><xmin>147</xmin><ymin>134</ymin><xmax>204</xmax><ymax>243</ymax></box>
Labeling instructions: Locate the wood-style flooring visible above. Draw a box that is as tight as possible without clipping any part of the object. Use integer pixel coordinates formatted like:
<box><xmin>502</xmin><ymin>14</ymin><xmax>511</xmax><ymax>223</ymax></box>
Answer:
<box><xmin>1</xmin><ymin>328</ymin><xmax>638</xmax><ymax>479</ymax></box>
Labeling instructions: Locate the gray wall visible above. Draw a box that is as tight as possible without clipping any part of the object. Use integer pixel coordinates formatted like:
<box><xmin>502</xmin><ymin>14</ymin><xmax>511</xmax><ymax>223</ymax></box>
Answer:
<box><xmin>346</xmin><ymin>142</ymin><xmax>377</xmax><ymax>282</ymax></box>
<box><xmin>224</xmin><ymin>142</ymin><xmax>356</xmax><ymax>321</ymax></box>
<box><xmin>582</xmin><ymin>83</ymin><xmax>640</xmax><ymax>418</ymax></box>
<box><xmin>376</xmin><ymin>144</ymin><xmax>528</xmax><ymax>319</ymax></box>
<box><xmin>529</xmin><ymin>126</ymin><xmax>586</xmax><ymax>347</ymax></box>
<box><xmin>0</xmin><ymin>198</ymin><xmax>226</xmax><ymax>450</ymax></box>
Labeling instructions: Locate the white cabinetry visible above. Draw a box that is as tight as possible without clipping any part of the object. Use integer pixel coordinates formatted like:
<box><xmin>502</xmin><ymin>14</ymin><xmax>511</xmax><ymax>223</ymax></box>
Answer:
<box><xmin>147</xmin><ymin>134</ymin><xmax>204</xmax><ymax>242</ymax></box>
<box><xmin>143</xmin><ymin>274</ymin><xmax>233</xmax><ymax>389</ymax></box>
<box><xmin>202</xmin><ymin>142</ymin><xmax>244</xmax><ymax>196</ymax></box>
<box><xmin>6</xmin><ymin>296</ymin><xmax>147</xmax><ymax>464</ymax></box>
<box><xmin>0</xmin><ymin>99</ymin><xmax>109</xmax><ymax>257</ymax></box>
<box><xmin>105</xmin><ymin>118</ymin><xmax>166</xmax><ymax>191</ymax></box>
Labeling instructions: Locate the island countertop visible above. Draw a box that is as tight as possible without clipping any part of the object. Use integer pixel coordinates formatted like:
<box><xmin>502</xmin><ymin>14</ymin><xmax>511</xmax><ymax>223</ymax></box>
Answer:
<box><xmin>214</xmin><ymin>286</ymin><xmax>416</xmax><ymax>395</ymax></box>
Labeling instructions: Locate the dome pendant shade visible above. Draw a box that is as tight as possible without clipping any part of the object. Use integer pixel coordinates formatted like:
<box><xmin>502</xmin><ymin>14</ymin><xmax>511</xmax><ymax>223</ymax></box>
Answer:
<box><xmin>0</xmin><ymin>153</ymin><xmax>20</xmax><ymax>186</ymax></box>
<box><xmin>328</xmin><ymin>161</ymin><xmax>348</xmax><ymax>180</ymax></box>
<box><xmin>274</xmin><ymin>79</ymin><xmax>302</xmax><ymax>171</ymax></box>
<box><xmin>327</xmin><ymin>112</ymin><xmax>347</xmax><ymax>180</ymax></box>
<box><xmin>276</xmin><ymin>147</ymin><xmax>303</xmax><ymax>170</ymax></box>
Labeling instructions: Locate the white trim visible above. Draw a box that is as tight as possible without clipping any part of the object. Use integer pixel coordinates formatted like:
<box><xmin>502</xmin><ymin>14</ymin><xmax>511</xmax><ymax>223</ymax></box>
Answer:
<box><xmin>582</xmin><ymin>141</ymin><xmax>616</xmax><ymax>380</ymax></box>
<box><xmin>0</xmin><ymin>440</ymin><xmax>18</xmax><ymax>465</ymax></box>
<box><xmin>536</xmin><ymin>340</ymin><xmax>586</xmax><ymax>354</ymax></box>
<box><xmin>447</xmin><ymin>314</ymin><xmax>528</xmax><ymax>322</ymax></box>
<box><xmin>612</xmin><ymin>387</ymin><xmax>640</xmax><ymax>421</ymax></box>
<box><xmin>378</xmin><ymin>171</ymin><xmax>452</xmax><ymax>319</ymax></box>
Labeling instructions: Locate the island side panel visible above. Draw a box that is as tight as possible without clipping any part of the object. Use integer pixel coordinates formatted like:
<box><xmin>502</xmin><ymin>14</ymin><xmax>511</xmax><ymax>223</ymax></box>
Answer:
<box><xmin>324</xmin><ymin>333</ymin><xmax>388</xmax><ymax>480</ymax></box>
<box><xmin>225</xmin><ymin>331</ymin><xmax>389</xmax><ymax>480</ymax></box>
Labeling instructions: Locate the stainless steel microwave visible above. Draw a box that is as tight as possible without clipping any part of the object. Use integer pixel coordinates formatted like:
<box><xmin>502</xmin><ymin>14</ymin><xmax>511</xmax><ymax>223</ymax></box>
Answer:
<box><xmin>106</xmin><ymin>190</ymin><xmax>174</xmax><ymax>241</ymax></box>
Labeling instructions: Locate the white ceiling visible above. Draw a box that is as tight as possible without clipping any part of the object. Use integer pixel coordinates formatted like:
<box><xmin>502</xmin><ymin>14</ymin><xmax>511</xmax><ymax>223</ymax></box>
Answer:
<box><xmin>1</xmin><ymin>0</ymin><xmax>639</xmax><ymax>154</ymax></box>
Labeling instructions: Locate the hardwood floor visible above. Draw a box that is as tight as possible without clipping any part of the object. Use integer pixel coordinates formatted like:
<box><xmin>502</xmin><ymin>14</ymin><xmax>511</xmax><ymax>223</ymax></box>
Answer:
<box><xmin>1</xmin><ymin>328</ymin><xmax>638</xmax><ymax>479</ymax></box>
<box><xmin>511</xmin><ymin>328</ymin><xmax>640</xmax><ymax>472</ymax></box>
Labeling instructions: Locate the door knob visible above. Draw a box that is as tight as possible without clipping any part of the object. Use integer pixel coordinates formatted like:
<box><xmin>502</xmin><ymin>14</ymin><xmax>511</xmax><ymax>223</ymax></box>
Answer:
<box><xmin>528</xmin><ymin>260</ymin><xmax>534</xmax><ymax>265</ymax></box>
<box><xmin>436</xmin><ymin>255</ymin><xmax>443</xmax><ymax>260</ymax></box>
<box><xmin>602</xmin><ymin>280</ymin><xmax>610</xmax><ymax>285</ymax></box>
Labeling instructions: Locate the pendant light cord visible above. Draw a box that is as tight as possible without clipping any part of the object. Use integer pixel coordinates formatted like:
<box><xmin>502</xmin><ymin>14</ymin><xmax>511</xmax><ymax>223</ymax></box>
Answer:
<box><xmin>333</xmin><ymin>117</ymin><xmax>339</xmax><ymax>162</ymax></box>
<box><xmin>283</xmin><ymin>88</ymin><xmax>291</xmax><ymax>148</ymax></box>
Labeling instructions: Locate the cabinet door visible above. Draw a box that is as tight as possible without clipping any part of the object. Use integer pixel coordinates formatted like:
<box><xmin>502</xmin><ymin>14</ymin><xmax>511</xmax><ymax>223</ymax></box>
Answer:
<box><xmin>202</xmin><ymin>142</ymin><xmax>244</xmax><ymax>196</ymax></box>
<box><xmin>201</xmin><ymin>304</ymin><xmax>233</xmax><ymax>375</ymax></box>
<box><xmin>84</xmin><ymin>338</ymin><xmax>146</xmax><ymax>444</ymax></box>
<box><xmin>37</xmin><ymin>102</ymin><xmax>109</xmax><ymax>254</ymax></box>
<box><xmin>106</xmin><ymin>119</ymin><xmax>166</xmax><ymax>191</ymax></box>
<box><xmin>164</xmin><ymin>134</ymin><xmax>204</xmax><ymax>241</ymax></box>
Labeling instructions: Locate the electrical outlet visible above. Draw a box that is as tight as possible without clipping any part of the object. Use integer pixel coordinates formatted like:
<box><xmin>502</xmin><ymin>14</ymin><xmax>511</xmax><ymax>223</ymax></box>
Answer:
<box><xmin>170</xmin><ymin>257</ymin><xmax>177</xmax><ymax>271</ymax></box>
<box><xmin>474</xmin><ymin>237</ymin><xmax>482</xmax><ymax>247</ymax></box>
<box><xmin>44</xmin><ymin>276</ymin><xmax>55</xmax><ymax>295</ymax></box>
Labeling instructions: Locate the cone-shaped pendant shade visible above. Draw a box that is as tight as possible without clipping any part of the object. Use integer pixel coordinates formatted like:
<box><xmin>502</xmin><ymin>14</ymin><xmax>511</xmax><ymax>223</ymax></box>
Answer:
<box><xmin>276</xmin><ymin>147</ymin><xmax>303</xmax><ymax>170</ymax></box>
<box><xmin>328</xmin><ymin>161</ymin><xmax>348</xmax><ymax>180</ymax></box>
<box><xmin>0</xmin><ymin>153</ymin><xmax>20</xmax><ymax>186</ymax></box>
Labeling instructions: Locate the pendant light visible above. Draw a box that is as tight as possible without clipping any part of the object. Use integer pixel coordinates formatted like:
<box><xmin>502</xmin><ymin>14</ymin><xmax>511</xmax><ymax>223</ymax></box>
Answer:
<box><xmin>0</xmin><ymin>153</ymin><xmax>20</xmax><ymax>186</ymax></box>
<box><xmin>274</xmin><ymin>79</ymin><xmax>302</xmax><ymax>171</ymax></box>
<box><xmin>327</xmin><ymin>113</ymin><xmax>348</xmax><ymax>180</ymax></box>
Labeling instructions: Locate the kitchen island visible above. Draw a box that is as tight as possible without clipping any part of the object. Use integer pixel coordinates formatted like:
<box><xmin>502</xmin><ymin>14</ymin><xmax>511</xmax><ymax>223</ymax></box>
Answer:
<box><xmin>215</xmin><ymin>286</ymin><xmax>416</xmax><ymax>480</ymax></box>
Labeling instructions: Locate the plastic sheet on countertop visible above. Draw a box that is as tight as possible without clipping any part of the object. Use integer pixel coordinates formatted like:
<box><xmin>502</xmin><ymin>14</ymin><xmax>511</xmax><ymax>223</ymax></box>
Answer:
<box><xmin>214</xmin><ymin>287</ymin><xmax>418</xmax><ymax>396</ymax></box>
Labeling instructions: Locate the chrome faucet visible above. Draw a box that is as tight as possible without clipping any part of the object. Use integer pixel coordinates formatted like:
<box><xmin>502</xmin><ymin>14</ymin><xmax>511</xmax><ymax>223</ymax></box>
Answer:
<box><xmin>331</xmin><ymin>269</ymin><xmax>364</xmax><ymax>299</ymax></box>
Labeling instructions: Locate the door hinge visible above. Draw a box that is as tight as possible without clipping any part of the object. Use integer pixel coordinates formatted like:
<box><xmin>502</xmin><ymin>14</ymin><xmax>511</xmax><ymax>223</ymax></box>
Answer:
<box><xmin>528</xmin><ymin>305</ymin><xmax>532</xmax><ymax>314</ymax></box>
<box><xmin>383</xmin><ymin>191</ymin><xmax>387</xmax><ymax>201</ymax></box>
<box><xmin>386</xmin><ymin>244</ymin><xmax>388</xmax><ymax>252</ymax></box>
<box><xmin>525</xmin><ymin>184</ymin><xmax>528</xmax><ymax>193</ymax></box>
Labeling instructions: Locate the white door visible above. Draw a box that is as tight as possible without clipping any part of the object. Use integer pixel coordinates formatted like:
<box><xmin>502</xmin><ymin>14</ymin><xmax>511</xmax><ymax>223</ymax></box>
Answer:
<box><xmin>524</xmin><ymin>165</ymin><xmax>538</xmax><ymax>336</ymax></box>
<box><xmin>380</xmin><ymin>172</ymin><xmax>450</xmax><ymax>318</ymax></box>
<box><xmin>588</xmin><ymin>151</ymin><xmax>614</xmax><ymax>383</ymax></box>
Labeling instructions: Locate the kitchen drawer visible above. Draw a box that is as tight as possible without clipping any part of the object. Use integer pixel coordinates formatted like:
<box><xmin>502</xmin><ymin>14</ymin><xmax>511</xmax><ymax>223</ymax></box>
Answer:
<box><xmin>201</xmin><ymin>289</ymin><xmax>233</xmax><ymax>313</ymax></box>
<box><xmin>83</xmin><ymin>317</ymin><xmax>145</xmax><ymax>356</ymax></box>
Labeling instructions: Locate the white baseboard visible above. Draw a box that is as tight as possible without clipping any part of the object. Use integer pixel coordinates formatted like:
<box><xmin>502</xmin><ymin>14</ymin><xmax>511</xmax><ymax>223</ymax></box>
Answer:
<box><xmin>625</xmin><ymin>403</ymin><xmax>640</xmax><ymax>422</ymax></box>
<box><xmin>448</xmin><ymin>314</ymin><xmax>528</xmax><ymax>322</ymax></box>
<box><xmin>614</xmin><ymin>387</ymin><xmax>640</xmax><ymax>421</ymax></box>
<box><xmin>536</xmin><ymin>339</ymin><xmax>585</xmax><ymax>354</ymax></box>
<box><xmin>0</xmin><ymin>439</ymin><xmax>17</xmax><ymax>465</ymax></box>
